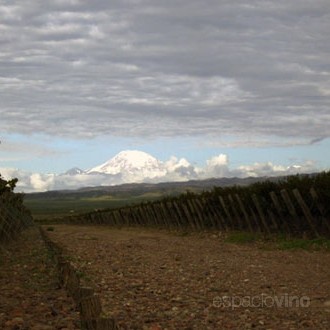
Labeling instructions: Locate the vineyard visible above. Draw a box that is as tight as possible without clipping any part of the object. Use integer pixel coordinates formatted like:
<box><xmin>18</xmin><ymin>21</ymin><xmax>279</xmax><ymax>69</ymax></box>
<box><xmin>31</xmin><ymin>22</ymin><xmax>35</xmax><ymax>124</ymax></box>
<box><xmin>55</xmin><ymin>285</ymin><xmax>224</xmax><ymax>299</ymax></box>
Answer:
<box><xmin>63</xmin><ymin>171</ymin><xmax>330</xmax><ymax>239</ymax></box>
<box><xmin>1</xmin><ymin>171</ymin><xmax>330</xmax><ymax>329</ymax></box>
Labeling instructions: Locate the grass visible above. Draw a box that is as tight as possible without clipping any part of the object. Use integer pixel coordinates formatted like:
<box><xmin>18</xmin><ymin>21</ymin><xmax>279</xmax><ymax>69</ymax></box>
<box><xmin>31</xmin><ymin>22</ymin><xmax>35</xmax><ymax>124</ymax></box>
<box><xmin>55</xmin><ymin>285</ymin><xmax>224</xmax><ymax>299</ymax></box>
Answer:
<box><xmin>225</xmin><ymin>231</ymin><xmax>262</xmax><ymax>244</ymax></box>
<box><xmin>24</xmin><ymin>193</ymin><xmax>164</xmax><ymax>221</ymax></box>
<box><xmin>24</xmin><ymin>198</ymin><xmax>125</xmax><ymax>220</ymax></box>
<box><xmin>277</xmin><ymin>237</ymin><xmax>330</xmax><ymax>251</ymax></box>
<box><xmin>224</xmin><ymin>231</ymin><xmax>330</xmax><ymax>251</ymax></box>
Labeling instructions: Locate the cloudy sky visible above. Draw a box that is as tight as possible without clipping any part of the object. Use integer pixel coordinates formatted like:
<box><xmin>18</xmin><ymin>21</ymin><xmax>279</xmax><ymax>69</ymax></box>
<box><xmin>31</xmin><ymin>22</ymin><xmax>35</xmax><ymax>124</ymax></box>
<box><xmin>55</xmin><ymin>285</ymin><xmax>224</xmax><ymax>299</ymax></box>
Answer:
<box><xmin>0</xmin><ymin>0</ymin><xmax>329</xmax><ymax>192</ymax></box>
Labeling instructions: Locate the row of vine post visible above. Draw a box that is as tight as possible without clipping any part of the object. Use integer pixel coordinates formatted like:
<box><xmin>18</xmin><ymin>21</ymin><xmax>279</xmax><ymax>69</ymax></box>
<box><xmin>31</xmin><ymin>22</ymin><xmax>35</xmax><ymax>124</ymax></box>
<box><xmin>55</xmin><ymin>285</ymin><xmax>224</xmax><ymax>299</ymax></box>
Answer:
<box><xmin>65</xmin><ymin>186</ymin><xmax>329</xmax><ymax>238</ymax></box>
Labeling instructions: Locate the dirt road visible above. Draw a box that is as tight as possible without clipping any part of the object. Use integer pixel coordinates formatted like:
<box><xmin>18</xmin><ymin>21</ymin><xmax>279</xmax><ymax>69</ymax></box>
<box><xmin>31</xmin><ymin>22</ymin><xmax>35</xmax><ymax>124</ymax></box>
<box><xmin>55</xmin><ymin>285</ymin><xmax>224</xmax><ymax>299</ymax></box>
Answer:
<box><xmin>46</xmin><ymin>225</ymin><xmax>330</xmax><ymax>329</ymax></box>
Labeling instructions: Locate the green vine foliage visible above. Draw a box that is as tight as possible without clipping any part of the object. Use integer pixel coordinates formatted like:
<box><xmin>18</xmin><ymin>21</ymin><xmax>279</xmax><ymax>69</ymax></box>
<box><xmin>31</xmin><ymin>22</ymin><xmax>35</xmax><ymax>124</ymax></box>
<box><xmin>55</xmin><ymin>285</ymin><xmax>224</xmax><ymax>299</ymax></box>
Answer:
<box><xmin>0</xmin><ymin>174</ymin><xmax>33</xmax><ymax>240</ymax></box>
<box><xmin>0</xmin><ymin>175</ymin><xmax>25</xmax><ymax>209</ymax></box>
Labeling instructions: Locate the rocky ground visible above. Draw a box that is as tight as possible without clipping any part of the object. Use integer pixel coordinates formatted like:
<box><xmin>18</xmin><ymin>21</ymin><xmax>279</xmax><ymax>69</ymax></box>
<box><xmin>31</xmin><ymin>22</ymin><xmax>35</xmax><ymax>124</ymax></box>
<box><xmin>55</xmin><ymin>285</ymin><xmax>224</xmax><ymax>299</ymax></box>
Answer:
<box><xmin>45</xmin><ymin>225</ymin><xmax>330</xmax><ymax>329</ymax></box>
<box><xmin>0</xmin><ymin>227</ymin><xmax>80</xmax><ymax>329</ymax></box>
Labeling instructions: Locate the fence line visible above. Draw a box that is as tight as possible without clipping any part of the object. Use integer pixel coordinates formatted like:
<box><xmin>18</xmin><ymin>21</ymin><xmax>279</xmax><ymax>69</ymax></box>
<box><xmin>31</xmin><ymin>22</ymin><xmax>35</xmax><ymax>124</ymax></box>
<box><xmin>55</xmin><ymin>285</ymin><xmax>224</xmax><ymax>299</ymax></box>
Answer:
<box><xmin>40</xmin><ymin>228</ymin><xmax>118</xmax><ymax>330</ymax></box>
<box><xmin>64</xmin><ymin>187</ymin><xmax>329</xmax><ymax>238</ymax></box>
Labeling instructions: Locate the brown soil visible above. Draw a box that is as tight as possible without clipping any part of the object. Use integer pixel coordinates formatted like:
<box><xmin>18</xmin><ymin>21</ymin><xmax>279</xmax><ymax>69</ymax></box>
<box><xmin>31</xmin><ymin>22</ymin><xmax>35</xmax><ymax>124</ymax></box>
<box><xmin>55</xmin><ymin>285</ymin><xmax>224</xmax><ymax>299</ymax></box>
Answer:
<box><xmin>45</xmin><ymin>225</ymin><xmax>330</xmax><ymax>330</ymax></box>
<box><xmin>0</xmin><ymin>227</ymin><xmax>80</xmax><ymax>329</ymax></box>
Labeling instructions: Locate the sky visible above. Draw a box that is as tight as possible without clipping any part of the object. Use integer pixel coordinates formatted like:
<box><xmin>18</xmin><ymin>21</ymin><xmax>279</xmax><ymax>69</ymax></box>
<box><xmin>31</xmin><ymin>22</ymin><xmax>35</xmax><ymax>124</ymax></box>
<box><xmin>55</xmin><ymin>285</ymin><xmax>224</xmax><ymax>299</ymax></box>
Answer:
<box><xmin>0</xmin><ymin>0</ymin><xmax>329</xmax><ymax>192</ymax></box>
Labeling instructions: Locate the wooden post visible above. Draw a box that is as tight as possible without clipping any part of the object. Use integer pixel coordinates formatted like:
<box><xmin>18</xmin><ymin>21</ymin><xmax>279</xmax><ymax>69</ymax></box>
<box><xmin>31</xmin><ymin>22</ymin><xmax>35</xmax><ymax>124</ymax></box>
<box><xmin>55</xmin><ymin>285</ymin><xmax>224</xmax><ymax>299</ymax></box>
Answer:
<box><xmin>211</xmin><ymin>200</ymin><xmax>227</xmax><ymax>231</ymax></box>
<box><xmin>252</xmin><ymin>194</ymin><xmax>271</xmax><ymax>235</ymax></box>
<box><xmin>82</xmin><ymin>317</ymin><xmax>119</xmax><ymax>330</ymax></box>
<box><xmin>269</xmin><ymin>191</ymin><xmax>292</xmax><ymax>235</ymax></box>
<box><xmin>118</xmin><ymin>209</ymin><xmax>125</xmax><ymax>225</ymax></box>
<box><xmin>182</xmin><ymin>202</ymin><xmax>196</xmax><ymax>230</ymax></box>
<box><xmin>136</xmin><ymin>206</ymin><xmax>144</xmax><ymax>225</ymax></box>
<box><xmin>267</xmin><ymin>209</ymin><xmax>279</xmax><ymax>231</ymax></box>
<box><xmin>160</xmin><ymin>202</ymin><xmax>172</xmax><ymax>227</ymax></box>
<box><xmin>159</xmin><ymin>202</ymin><xmax>169</xmax><ymax>227</ymax></box>
<box><xmin>310</xmin><ymin>187</ymin><xmax>325</xmax><ymax>215</ymax></box>
<box><xmin>151</xmin><ymin>203</ymin><xmax>163</xmax><ymax>227</ymax></box>
<box><xmin>76</xmin><ymin>287</ymin><xmax>94</xmax><ymax>304</ymax></box>
<box><xmin>218</xmin><ymin>196</ymin><xmax>234</xmax><ymax>229</ymax></box>
<box><xmin>186</xmin><ymin>199</ymin><xmax>201</xmax><ymax>230</ymax></box>
<box><xmin>166</xmin><ymin>201</ymin><xmax>181</xmax><ymax>228</ymax></box>
<box><xmin>113</xmin><ymin>210</ymin><xmax>121</xmax><ymax>226</ymax></box>
<box><xmin>172</xmin><ymin>201</ymin><xmax>186</xmax><ymax>228</ymax></box>
<box><xmin>66</xmin><ymin>264</ymin><xmax>80</xmax><ymax>297</ymax></box>
<box><xmin>109</xmin><ymin>212</ymin><xmax>116</xmax><ymax>226</ymax></box>
<box><xmin>202</xmin><ymin>198</ymin><xmax>218</xmax><ymax>229</ymax></box>
<box><xmin>195</xmin><ymin>198</ymin><xmax>208</xmax><ymax>229</ymax></box>
<box><xmin>79</xmin><ymin>294</ymin><xmax>102</xmax><ymax>321</ymax></box>
<box><xmin>137</xmin><ymin>205</ymin><xmax>144</xmax><ymax>226</ymax></box>
<box><xmin>159</xmin><ymin>202</ymin><xmax>168</xmax><ymax>227</ymax></box>
<box><xmin>293</xmin><ymin>188</ymin><xmax>320</xmax><ymax>237</ymax></box>
<box><xmin>124</xmin><ymin>208</ymin><xmax>131</xmax><ymax>226</ymax></box>
<box><xmin>128</xmin><ymin>208</ymin><xmax>135</xmax><ymax>226</ymax></box>
<box><xmin>190</xmin><ymin>198</ymin><xmax>206</xmax><ymax>230</ymax></box>
<box><xmin>148</xmin><ymin>204</ymin><xmax>157</xmax><ymax>226</ymax></box>
<box><xmin>310</xmin><ymin>187</ymin><xmax>330</xmax><ymax>235</ymax></box>
<box><xmin>280</xmin><ymin>189</ymin><xmax>301</xmax><ymax>233</ymax></box>
<box><xmin>206</xmin><ymin>199</ymin><xmax>225</xmax><ymax>230</ymax></box>
<box><xmin>143</xmin><ymin>204</ymin><xmax>152</xmax><ymax>226</ymax></box>
<box><xmin>125</xmin><ymin>208</ymin><xmax>133</xmax><ymax>226</ymax></box>
<box><xmin>186</xmin><ymin>199</ymin><xmax>202</xmax><ymax>230</ymax></box>
<box><xmin>228</xmin><ymin>194</ymin><xmax>243</xmax><ymax>230</ymax></box>
<box><xmin>122</xmin><ymin>209</ymin><xmax>129</xmax><ymax>226</ymax></box>
<box><xmin>235</xmin><ymin>194</ymin><xmax>254</xmax><ymax>232</ymax></box>
<box><xmin>248</xmin><ymin>204</ymin><xmax>262</xmax><ymax>233</ymax></box>
<box><xmin>60</xmin><ymin>261</ymin><xmax>71</xmax><ymax>287</ymax></box>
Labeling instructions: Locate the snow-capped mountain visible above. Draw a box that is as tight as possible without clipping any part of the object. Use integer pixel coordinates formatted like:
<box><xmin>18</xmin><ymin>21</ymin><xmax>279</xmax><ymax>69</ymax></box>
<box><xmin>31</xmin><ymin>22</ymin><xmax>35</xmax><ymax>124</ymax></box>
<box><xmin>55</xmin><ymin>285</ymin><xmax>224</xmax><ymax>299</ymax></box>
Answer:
<box><xmin>87</xmin><ymin>150</ymin><xmax>167</xmax><ymax>182</ymax></box>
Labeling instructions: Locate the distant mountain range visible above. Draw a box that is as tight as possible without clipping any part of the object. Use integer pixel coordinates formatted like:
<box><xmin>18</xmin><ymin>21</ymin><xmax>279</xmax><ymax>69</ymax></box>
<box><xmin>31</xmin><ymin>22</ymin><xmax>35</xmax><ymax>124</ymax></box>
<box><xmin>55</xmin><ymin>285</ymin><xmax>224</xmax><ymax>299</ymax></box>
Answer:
<box><xmin>26</xmin><ymin>174</ymin><xmax>284</xmax><ymax>199</ymax></box>
<box><xmin>19</xmin><ymin>149</ymin><xmax>316</xmax><ymax>194</ymax></box>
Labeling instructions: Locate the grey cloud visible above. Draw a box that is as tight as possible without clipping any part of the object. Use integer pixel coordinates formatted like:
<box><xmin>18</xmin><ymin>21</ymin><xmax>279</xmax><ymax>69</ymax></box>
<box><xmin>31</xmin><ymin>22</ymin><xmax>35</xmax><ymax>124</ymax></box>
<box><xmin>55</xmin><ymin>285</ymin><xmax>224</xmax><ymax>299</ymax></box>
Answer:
<box><xmin>309</xmin><ymin>136</ymin><xmax>327</xmax><ymax>145</ymax></box>
<box><xmin>1</xmin><ymin>0</ymin><xmax>329</xmax><ymax>143</ymax></box>
<box><xmin>0</xmin><ymin>139</ymin><xmax>63</xmax><ymax>158</ymax></box>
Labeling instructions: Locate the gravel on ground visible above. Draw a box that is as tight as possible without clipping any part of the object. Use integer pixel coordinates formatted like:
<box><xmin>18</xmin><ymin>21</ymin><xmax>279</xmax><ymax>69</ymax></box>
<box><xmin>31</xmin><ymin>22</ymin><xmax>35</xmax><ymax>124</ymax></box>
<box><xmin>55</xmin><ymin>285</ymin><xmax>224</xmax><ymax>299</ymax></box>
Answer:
<box><xmin>0</xmin><ymin>227</ymin><xmax>80</xmax><ymax>330</ymax></box>
<box><xmin>45</xmin><ymin>225</ymin><xmax>330</xmax><ymax>329</ymax></box>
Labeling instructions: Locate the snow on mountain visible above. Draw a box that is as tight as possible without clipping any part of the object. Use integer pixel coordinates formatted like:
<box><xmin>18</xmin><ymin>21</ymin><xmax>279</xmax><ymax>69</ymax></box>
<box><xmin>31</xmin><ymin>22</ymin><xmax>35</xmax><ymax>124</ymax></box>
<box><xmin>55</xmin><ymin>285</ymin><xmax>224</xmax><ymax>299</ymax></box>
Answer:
<box><xmin>64</xmin><ymin>167</ymin><xmax>85</xmax><ymax>175</ymax></box>
<box><xmin>87</xmin><ymin>150</ymin><xmax>167</xmax><ymax>182</ymax></box>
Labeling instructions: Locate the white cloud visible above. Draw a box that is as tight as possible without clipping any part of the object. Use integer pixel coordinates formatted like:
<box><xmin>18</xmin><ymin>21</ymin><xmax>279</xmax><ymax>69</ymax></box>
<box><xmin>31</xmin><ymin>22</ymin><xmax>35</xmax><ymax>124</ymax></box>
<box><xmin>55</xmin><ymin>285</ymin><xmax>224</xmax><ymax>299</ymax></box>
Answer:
<box><xmin>206</xmin><ymin>154</ymin><xmax>228</xmax><ymax>167</ymax></box>
<box><xmin>233</xmin><ymin>160</ymin><xmax>318</xmax><ymax>178</ymax></box>
<box><xmin>30</xmin><ymin>173</ymin><xmax>55</xmax><ymax>191</ymax></box>
<box><xmin>202</xmin><ymin>154</ymin><xmax>230</xmax><ymax>178</ymax></box>
<box><xmin>165</xmin><ymin>156</ymin><xmax>191</xmax><ymax>172</ymax></box>
<box><xmin>235</xmin><ymin>162</ymin><xmax>286</xmax><ymax>177</ymax></box>
<box><xmin>164</xmin><ymin>156</ymin><xmax>198</xmax><ymax>181</ymax></box>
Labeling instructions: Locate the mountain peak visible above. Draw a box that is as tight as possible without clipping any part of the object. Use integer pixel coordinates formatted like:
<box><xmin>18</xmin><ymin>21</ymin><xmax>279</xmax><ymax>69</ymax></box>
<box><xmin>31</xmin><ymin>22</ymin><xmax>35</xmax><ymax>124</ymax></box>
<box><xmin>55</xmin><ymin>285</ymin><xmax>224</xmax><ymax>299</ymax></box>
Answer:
<box><xmin>87</xmin><ymin>150</ymin><xmax>166</xmax><ymax>180</ymax></box>
<box><xmin>64</xmin><ymin>167</ymin><xmax>85</xmax><ymax>175</ymax></box>
<box><xmin>113</xmin><ymin>150</ymin><xmax>159</xmax><ymax>167</ymax></box>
